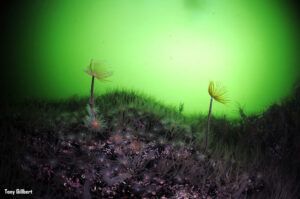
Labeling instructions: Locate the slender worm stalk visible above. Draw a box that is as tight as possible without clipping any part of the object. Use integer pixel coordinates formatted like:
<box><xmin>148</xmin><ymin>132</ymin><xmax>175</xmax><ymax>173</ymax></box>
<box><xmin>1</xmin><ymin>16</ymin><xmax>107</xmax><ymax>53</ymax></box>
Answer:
<box><xmin>205</xmin><ymin>81</ymin><xmax>228</xmax><ymax>152</ymax></box>
<box><xmin>90</xmin><ymin>75</ymin><xmax>95</xmax><ymax>118</ymax></box>
<box><xmin>204</xmin><ymin>97</ymin><xmax>213</xmax><ymax>152</ymax></box>
<box><xmin>85</xmin><ymin>58</ymin><xmax>112</xmax><ymax>131</ymax></box>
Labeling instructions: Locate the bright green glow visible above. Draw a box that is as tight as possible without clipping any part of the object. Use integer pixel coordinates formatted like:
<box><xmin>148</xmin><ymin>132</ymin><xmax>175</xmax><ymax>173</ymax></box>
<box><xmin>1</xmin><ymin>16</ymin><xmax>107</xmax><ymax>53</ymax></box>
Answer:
<box><xmin>19</xmin><ymin>0</ymin><xmax>298</xmax><ymax>117</ymax></box>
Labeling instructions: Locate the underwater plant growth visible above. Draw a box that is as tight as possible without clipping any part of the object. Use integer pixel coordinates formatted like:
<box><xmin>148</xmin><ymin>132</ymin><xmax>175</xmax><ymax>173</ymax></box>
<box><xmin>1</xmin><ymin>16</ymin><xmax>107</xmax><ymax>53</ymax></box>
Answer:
<box><xmin>1</xmin><ymin>86</ymin><xmax>300</xmax><ymax>198</ymax></box>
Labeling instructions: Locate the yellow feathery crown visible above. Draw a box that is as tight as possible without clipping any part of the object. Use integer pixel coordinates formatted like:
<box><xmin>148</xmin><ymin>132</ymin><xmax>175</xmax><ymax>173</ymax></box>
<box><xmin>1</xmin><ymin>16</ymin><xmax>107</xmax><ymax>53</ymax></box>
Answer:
<box><xmin>85</xmin><ymin>59</ymin><xmax>113</xmax><ymax>81</ymax></box>
<box><xmin>208</xmin><ymin>81</ymin><xmax>228</xmax><ymax>104</ymax></box>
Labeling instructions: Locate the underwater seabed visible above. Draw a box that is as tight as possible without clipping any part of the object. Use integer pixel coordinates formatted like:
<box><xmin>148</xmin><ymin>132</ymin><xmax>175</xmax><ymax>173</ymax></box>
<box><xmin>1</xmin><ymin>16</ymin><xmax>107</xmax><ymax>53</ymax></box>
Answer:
<box><xmin>1</xmin><ymin>87</ymin><xmax>300</xmax><ymax>198</ymax></box>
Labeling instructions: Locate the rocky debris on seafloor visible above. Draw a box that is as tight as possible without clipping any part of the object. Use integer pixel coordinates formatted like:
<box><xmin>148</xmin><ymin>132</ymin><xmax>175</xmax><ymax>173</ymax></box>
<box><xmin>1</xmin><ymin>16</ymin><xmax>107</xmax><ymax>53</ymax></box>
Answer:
<box><xmin>21</xmin><ymin>130</ymin><xmax>264</xmax><ymax>198</ymax></box>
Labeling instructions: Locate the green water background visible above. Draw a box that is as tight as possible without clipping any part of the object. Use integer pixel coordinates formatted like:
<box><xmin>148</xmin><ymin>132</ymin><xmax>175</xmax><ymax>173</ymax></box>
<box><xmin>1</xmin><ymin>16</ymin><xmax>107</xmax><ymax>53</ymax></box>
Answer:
<box><xmin>3</xmin><ymin>0</ymin><xmax>300</xmax><ymax>117</ymax></box>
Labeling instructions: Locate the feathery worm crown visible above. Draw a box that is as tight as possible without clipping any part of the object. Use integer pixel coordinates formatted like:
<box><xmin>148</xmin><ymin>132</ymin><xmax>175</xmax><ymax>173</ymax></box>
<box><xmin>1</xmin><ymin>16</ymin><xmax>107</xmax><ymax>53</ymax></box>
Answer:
<box><xmin>208</xmin><ymin>81</ymin><xmax>229</xmax><ymax>104</ymax></box>
<box><xmin>85</xmin><ymin>59</ymin><xmax>113</xmax><ymax>81</ymax></box>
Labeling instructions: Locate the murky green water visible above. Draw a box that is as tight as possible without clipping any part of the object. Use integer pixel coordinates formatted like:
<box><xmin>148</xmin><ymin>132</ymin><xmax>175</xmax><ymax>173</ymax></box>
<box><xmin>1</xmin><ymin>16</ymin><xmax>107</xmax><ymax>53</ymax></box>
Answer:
<box><xmin>14</xmin><ymin>0</ymin><xmax>299</xmax><ymax>117</ymax></box>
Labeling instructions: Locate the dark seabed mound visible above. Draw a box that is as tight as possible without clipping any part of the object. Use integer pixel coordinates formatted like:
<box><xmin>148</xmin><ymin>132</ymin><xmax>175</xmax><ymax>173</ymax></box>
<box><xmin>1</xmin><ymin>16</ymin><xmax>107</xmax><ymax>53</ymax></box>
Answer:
<box><xmin>1</xmin><ymin>88</ymin><xmax>300</xmax><ymax>198</ymax></box>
